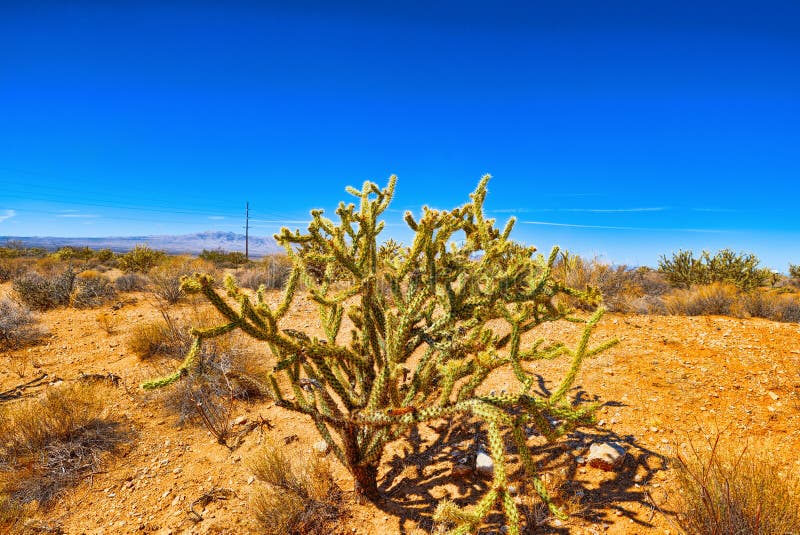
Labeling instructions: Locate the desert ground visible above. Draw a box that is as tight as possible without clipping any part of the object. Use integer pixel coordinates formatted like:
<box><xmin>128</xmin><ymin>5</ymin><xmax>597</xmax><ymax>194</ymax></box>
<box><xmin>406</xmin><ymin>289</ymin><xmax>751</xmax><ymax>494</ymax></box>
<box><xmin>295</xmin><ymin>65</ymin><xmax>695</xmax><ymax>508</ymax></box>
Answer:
<box><xmin>2</xmin><ymin>273</ymin><xmax>799</xmax><ymax>535</ymax></box>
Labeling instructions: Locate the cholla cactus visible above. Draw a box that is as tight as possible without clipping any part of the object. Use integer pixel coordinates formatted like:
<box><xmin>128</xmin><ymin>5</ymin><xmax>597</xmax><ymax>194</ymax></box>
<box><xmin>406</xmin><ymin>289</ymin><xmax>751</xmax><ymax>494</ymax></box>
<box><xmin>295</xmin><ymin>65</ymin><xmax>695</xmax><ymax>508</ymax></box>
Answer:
<box><xmin>143</xmin><ymin>175</ymin><xmax>616</xmax><ymax>534</ymax></box>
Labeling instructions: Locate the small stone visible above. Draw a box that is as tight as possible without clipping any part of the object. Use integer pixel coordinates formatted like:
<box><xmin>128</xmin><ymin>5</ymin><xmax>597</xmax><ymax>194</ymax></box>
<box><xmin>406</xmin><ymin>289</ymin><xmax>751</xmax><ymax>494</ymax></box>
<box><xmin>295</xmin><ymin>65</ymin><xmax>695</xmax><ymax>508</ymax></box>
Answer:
<box><xmin>507</xmin><ymin>485</ymin><xmax>518</xmax><ymax>495</ymax></box>
<box><xmin>234</xmin><ymin>415</ymin><xmax>249</xmax><ymax>426</ymax></box>
<box><xmin>475</xmin><ymin>450</ymin><xmax>494</xmax><ymax>478</ymax></box>
<box><xmin>586</xmin><ymin>442</ymin><xmax>626</xmax><ymax>471</ymax></box>
<box><xmin>767</xmin><ymin>391</ymin><xmax>779</xmax><ymax>401</ymax></box>
<box><xmin>247</xmin><ymin>475</ymin><xmax>255</xmax><ymax>484</ymax></box>
<box><xmin>451</xmin><ymin>464</ymin><xmax>472</xmax><ymax>478</ymax></box>
<box><xmin>313</xmin><ymin>440</ymin><xmax>330</xmax><ymax>456</ymax></box>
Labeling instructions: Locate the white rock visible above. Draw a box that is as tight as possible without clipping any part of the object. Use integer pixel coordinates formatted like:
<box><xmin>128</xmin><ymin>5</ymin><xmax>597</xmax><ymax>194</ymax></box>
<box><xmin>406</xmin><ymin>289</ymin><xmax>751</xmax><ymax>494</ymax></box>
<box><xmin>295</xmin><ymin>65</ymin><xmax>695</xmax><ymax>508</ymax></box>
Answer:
<box><xmin>586</xmin><ymin>442</ymin><xmax>626</xmax><ymax>471</ymax></box>
<box><xmin>312</xmin><ymin>440</ymin><xmax>330</xmax><ymax>456</ymax></box>
<box><xmin>475</xmin><ymin>450</ymin><xmax>494</xmax><ymax>478</ymax></box>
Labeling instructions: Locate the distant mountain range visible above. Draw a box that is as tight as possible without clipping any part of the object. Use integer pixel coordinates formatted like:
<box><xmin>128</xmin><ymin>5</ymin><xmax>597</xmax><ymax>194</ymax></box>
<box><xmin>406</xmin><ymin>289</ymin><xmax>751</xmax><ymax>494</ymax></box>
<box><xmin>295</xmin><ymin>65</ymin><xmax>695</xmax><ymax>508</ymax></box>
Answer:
<box><xmin>0</xmin><ymin>231</ymin><xmax>282</xmax><ymax>257</ymax></box>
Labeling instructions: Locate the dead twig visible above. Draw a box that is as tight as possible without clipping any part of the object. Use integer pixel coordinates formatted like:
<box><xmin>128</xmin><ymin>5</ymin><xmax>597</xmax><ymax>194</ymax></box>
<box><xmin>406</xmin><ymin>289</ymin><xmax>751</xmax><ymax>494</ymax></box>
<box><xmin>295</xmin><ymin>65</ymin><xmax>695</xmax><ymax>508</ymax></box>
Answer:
<box><xmin>0</xmin><ymin>372</ymin><xmax>50</xmax><ymax>402</ymax></box>
<box><xmin>187</xmin><ymin>487</ymin><xmax>236</xmax><ymax>522</ymax></box>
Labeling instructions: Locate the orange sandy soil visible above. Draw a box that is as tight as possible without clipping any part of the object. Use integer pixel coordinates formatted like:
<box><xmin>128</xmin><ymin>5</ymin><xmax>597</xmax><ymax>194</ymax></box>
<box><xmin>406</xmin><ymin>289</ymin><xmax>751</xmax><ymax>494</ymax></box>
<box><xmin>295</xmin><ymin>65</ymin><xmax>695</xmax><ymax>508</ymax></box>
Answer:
<box><xmin>2</xmin><ymin>280</ymin><xmax>799</xmax><ymax>535</ymax></box>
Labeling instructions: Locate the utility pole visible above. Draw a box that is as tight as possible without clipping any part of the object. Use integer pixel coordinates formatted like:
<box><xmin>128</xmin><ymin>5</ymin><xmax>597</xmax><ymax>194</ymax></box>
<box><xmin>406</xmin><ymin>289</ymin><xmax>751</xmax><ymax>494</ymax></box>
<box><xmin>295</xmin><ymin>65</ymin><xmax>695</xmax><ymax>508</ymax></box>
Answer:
<box><xmin>245</xmin><ymin>201</ymin><xmax>249</xmax><ymax>260</ymax></box>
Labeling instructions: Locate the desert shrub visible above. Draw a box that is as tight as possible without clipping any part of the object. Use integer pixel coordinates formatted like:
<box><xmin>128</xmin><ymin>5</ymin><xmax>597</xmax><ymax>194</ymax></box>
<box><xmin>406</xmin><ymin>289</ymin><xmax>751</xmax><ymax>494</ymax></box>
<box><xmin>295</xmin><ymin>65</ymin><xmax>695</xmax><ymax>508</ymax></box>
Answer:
<box><xmin>127</xmin><ymin>317</ymin><xmax>191</xmax><ymax>360</ymax></box>
<box><xmin>628</xmin><ymin>295</ymin><xmax>668</xmax><ymax>315</ymax></box>
<box><xmin>659</xmin><ymin>249</ymin><xmax>767</xmax><ymax>291</ymax></box>
<box><xmin>115</xmin><ymin>272</ymin><xmax>149</xmax><ymax>292</ymax></box>
<box><xmin>0</xmin><ymin>298</ymin><xmax>47</xmax><ymax>349</ymax></box>
<box><xmin>0</xmin><ymin>384</ymin><xmax>129</xmax><ymax>509</ymax></box>
<box><xmin>52</xmin><ymin>246</ymin><xmax>94</xmax><ymax>261</ymax></box>
<box><xmin>553</xmin><ymin>253</ymin><xmax>655</xmax><ymax>312</ymax></box>
<box><xmin>12</xmin><ymin>267</ymin><xmax>76</xmax><ymax>311</ymax></box>
<box><xmin>674</xmin><ymin>436</ymin><xmax>800</xmax><ymax>535</ymax></box>
<box><xmin>250</xmin><ymin>445</ymin><xmax>344</xmax><ymax>535</ymax></box>
<box><xmin>199</xmin><ymin>248</ymin><xmax>248</xmax><ymax>267</ymax></box>
<box><xmin>663</xmin><ymin>283</ymin><xmax>738</xmax><ymax>316</ymax></box>
<box><xmin>94</xmin><ymin>248</ymin><xmax>115</xmax><ymax>263</ymax></box>
<box><xmin>117</xmin><ymin>244</ymin><xmax>166</xmax><ymax>273</ymax></box>
<box><xmin>70</xmin><ymin>270</ymin><xmax>117</xmax><ymax>308</ymax></box>
<box><xmin>0</xmin><ymin>241</ymin><xmax>46</xmax><ymax>259</ymax></box>
<box><xmin>148</xmin><ymin>257</ymin><xmax>219</xmax><ymax>305</ymax></box>
<box><xmin>0</xmin><ymin>258</ymin><xmax>33</xmax><ymax>283</ymax></box>
<box><xmin>145</xmin><ymin>176</ymin><xmax>617</xmax><ymax>533</ymax></box>
<box><xmin>236</xmin><ymin>254</ymin><xmax>293</xmax><ymax>290</ymax></box>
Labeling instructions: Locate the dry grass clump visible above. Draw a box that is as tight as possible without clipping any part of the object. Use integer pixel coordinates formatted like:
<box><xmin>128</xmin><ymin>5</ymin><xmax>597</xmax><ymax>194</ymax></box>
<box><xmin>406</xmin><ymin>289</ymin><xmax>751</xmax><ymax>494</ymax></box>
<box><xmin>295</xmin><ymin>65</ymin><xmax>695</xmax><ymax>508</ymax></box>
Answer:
<box><xmin>0</xmin><ymin>258</ymin><xmax>33</xmax><ymax>283</ymax></box>
<box><xmin>0</xmin><ymin>298</ymin><xmax>48</xmax><ymax>350</ymax></box>
<box><xmin>663</xmin><ymin>282</ymin><xmax>739</xmax><ymax>316</ymax></box>
<box><xmin>70</xmin><ymin>270</ymin><xmax>117</xmax><ymax>308</ymax></box>
<box><xmin>11</xmin><ymin>267</ymin><xmax>76</xmax><ymax>311</ymax></box>
<box><xmin>95</xmin><ymin>311</ymin><xmax>119</xmax><ymax>335</ymax></box>
<box><xmin>249</xmin><ymin>445</ymin><xmax>344</xmax><ymax>535</ymax></box>
<box><xmin>127</xmin><ymin>317</ymin><xmax>191</xmax><ymax>360</ymax></box>
<box><xmin>235</xmin><ymin>254</ymin><xmax>293</xmax><ymax>291</ymax></box>
<box><xmin>114</xmin><ymin>272</ymin><xmax>149</xmax><ymax>292</ymax></box>
<box><xmin>0</xmin><ymin>384</ymin><xmax>129</xmax><ymax>512</ymax></box>
<box><xmin>740</xmin><ymin>290</ymin><xmax>800</xmax><ymax>323</ymax></box>
<box><xmin>674</xmin><ymin>436</ymin><xmax>800</xmax><ymax>535</ymax></box>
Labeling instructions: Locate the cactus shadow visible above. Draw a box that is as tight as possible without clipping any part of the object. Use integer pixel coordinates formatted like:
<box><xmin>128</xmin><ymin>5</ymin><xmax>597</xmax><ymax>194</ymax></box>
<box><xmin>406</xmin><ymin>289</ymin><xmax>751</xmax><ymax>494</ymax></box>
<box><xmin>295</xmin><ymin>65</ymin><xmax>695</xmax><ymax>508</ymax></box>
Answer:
<box><xmin>369</xmin><ymin>409</ymin><xmax>676</xmax><ymax>533</ymax></box>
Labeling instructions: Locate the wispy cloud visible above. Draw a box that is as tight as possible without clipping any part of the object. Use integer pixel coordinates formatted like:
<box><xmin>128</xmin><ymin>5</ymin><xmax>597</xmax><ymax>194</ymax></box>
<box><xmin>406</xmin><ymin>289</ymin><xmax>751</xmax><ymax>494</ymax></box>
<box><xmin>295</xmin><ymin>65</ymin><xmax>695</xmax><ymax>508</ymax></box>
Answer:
<box><xmin>56</xmin><ymin>212</ymin><xmax>99</xmax><ymax>219</ymax></box>
<box><xmin>492</xmin><ymin>207</ymin><xmax>666</xmax><ymax>214</ymax></box>
<box><xmin>208</xmin><ymin>216</ymin><xmax>226</xmax><ymax>220</ymax></box>
<box><xmin>0</xmin><ymin>209</ymin><xmax>16</xmax><ymax>223</ymax></box>
<box><xmin>250</xmin><ymin>219</ymin><xmax>310</xmax><ymax>224</ymax></box>
<box><xmin>691</xmin><ymin>207</ymin><xmax>740</xmax><ymax>213</ymax></box>
<box><xmin>520</xmin><ymin>220</ymin><xmax>724</xmax><ymax>233</ymax></box>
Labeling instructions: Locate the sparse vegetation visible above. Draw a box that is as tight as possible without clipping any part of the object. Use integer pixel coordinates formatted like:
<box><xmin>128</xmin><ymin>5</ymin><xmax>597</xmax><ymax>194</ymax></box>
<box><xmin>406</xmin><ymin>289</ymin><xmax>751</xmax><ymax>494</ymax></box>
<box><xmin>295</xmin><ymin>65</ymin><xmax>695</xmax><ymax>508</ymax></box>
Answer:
<box><xmin>144</xmin><ymin>176</ymin><xmax>617</xmax><ymax>533</ymax></box>
<box><xmin>250</xmin><ymin>445</ymin><xmax>344</xmax><ymax>535</ymax></box>
<box><xmin>117</xmin><ymin>244</ymin><xmax>166</xmax><ymax>273</ymax></box>
<box><xmin>95</xmin><ymin>311</ymin><xmax>119</xmax><ymax>335</ymax></box>
<box><xmin>674</xmin><ymin>435</ymin><xmax>800</xmax><ymax>535</ymax></box>
<box><xmin>70</xmin><ymin>270</ymin><xmax>117</xmax><ymax>308</ymax></box>
<box><xmin>235</xmin><ymin>254</ymin><xmax>293</xmax><ymax>290</ymax></box>
<box><xmin>0</xmin><ymin>298</ymin><xmax>47</xmax><ymax>350</ymax></box>
<box><xmin>147</xmin><ymin>257</ymin><xmax>219</xmax><ymax>305</ymax></box>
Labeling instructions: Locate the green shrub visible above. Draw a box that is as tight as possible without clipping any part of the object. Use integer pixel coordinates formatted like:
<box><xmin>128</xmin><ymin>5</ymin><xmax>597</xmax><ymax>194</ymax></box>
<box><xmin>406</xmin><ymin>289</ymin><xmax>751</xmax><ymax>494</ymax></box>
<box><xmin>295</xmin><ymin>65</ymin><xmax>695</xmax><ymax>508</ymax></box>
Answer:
<box><xmin>789</xmin><ymin>263</ymin><xmax>800</xmax><ymax>279</ymax></box>
<box><xmin>144</xmin><ymin>176</ymin><xmax>617</xmax><ymax>534</ymax></box>
<box><xmin>199</xmin><ymin>248</ymin><xmax>248</xmax><ymax>267</ymax></box>
<box><xmin>117</xmin><ymin>245</ymin><xmax>166</xmax><ymax>273</ymax></box>
<box><xmin>12</xmin><ymin>268</ymin><xmax>76</xmax><ymax>311</ymax></box>
<box><xmin>52</xmin><ymin>246</ymin><xmax>94</xmax><ymax>261</ymax></box>
<box><xmin>658</xmin><ymin>249</ymin><xmax>767</xmax><ymax>291</ymax></box>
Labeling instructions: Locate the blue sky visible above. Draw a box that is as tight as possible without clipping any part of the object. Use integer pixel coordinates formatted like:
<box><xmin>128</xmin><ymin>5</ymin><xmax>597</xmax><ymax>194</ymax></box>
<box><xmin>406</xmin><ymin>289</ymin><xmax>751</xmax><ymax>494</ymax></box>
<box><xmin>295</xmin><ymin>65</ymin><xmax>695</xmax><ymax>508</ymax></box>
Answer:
<box><xmin>1</xmin><ymin>1</ymin><xmax>798</xmax><ymax>269</ymax></box>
